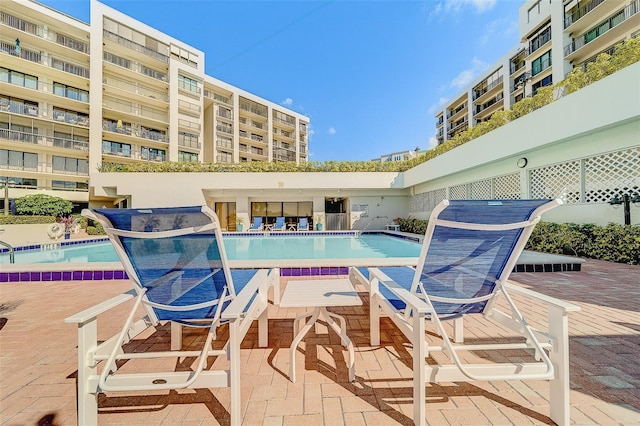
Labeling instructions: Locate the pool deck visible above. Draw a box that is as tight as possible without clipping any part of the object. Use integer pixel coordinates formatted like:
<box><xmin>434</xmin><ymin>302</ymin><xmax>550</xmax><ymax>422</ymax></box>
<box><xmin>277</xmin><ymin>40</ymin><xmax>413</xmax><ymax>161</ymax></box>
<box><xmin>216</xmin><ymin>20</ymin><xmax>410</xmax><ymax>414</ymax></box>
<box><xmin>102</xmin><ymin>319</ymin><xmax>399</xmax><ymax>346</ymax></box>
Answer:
<box><xmin>1</xmin><ymin>258</ymin><xmax>639</xmax><ymax>425</ymax></box>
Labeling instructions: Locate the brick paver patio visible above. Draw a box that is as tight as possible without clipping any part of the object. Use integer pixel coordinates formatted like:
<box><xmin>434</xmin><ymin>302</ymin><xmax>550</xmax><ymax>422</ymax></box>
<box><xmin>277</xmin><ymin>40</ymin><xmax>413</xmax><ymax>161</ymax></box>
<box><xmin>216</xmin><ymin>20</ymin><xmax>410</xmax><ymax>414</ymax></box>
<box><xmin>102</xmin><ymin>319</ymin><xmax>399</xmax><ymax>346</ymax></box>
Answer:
<box><xmin>1</xmin><ymin>258</ymin><xmax>639</xmax><ymax>425</ymax></box>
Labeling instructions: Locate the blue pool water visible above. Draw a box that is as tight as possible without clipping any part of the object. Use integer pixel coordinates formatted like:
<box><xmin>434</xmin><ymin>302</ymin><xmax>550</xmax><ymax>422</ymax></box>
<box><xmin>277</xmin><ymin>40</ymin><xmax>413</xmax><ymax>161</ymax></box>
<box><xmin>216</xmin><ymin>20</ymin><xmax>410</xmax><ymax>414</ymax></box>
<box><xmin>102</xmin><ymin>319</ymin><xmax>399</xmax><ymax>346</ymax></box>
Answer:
<box><xmin>1</xmin><ymin>234</ymin><xmax>421</xmax><ymax>264</ymax></box>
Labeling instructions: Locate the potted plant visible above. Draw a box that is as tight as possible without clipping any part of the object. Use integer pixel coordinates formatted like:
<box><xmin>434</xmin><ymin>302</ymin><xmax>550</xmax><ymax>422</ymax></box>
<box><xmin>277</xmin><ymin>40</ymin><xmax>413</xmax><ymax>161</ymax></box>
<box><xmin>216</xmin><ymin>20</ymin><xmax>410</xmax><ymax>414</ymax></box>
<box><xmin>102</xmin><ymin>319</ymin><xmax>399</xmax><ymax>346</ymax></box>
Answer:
<box><xmin>60</xmin><ymin>216</ymin><xmax>77</xmax><ymax>239</ymax></box>
<box><xmin>314</xmin><ymin>213</ymin><xmax>325</xmax><ymax>231</ymax></box>
<box><xmin>235</xmin><ymin>216</ymin><xmax>244</xmax><ymax>232</ymax></box>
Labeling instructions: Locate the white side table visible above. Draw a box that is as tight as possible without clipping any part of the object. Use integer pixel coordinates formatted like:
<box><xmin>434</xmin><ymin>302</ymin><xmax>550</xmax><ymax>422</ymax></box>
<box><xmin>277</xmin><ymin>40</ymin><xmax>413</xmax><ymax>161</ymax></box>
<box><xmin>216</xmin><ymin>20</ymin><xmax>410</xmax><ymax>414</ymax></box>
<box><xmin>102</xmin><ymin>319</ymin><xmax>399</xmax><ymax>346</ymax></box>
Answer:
<box><xmin>280</xmin><ymin>279</ymin><xmax>362</xmax><ymax>383</ymax></box>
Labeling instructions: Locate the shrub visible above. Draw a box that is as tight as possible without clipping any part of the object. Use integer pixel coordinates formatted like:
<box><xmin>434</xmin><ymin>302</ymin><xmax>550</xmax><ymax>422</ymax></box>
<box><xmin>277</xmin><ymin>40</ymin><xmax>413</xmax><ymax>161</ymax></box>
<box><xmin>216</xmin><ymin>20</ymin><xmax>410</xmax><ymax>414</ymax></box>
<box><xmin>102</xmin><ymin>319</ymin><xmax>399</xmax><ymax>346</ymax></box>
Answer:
<box><xmin>396</xmin><ymin>218</ymin><xmax>428</xmax><ymax>235</ymax></box>
<box><xmin>526</xmin><ymin>222</ymin><xmax>640</xmax><ymax>265</ymax></box>
<box><xmin>86</xmin><ymin>220</ymin><xmax>105</xmax><ymax>235</ymax></box>
<box><xmin>14</xmin><ymin>194</ymin><xmax>72</xmax><ymax>216</ymax></box>
<box><xmin>0</xmin><ymin>215</ymin><xmax>56</xmax><ymax>225</ymax></box>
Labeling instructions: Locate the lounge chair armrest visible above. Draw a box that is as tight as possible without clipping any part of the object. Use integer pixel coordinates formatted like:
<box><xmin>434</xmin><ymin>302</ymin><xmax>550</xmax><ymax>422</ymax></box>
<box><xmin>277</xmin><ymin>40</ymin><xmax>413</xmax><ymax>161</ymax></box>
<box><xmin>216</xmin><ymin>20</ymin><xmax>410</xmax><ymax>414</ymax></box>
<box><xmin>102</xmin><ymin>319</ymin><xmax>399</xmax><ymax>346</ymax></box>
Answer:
<box><xmin>65</xmin><ymin>289</ymin><xmax>137</xmax><ymax>324</ymax></box>
<box><xmin>369</xmin><ymin>267</ymin><xmax>433</xmax><ymax>315</ymax></box>
<box><xmin>222</xmin><ymin>269</ymin><xmax>269</xmax><ymax>320</ymax></box>
<box><xmin>504</xmin><ymin>282</ymin><xmax>581</xmax><ymax>313</ymax></box>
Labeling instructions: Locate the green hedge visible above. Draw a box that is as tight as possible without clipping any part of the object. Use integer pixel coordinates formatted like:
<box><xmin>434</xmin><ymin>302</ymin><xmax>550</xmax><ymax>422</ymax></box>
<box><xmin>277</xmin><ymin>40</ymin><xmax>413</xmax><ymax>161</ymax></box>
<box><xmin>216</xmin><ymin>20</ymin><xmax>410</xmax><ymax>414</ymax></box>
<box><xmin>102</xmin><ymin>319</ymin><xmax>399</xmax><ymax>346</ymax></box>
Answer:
<box><xmin>395</xmin><ymin>219</ymin><xmax>640</xmax><ymax>265</ymax></box>
<box><xmin>0</xmin><ymin>215</ymin><xmax>56</xmax><ymax>224</ymax></box>
<box><xmin>526</xmin><ymin>222</ymin><xmax>640</xmax><ymax>265</ymax></box>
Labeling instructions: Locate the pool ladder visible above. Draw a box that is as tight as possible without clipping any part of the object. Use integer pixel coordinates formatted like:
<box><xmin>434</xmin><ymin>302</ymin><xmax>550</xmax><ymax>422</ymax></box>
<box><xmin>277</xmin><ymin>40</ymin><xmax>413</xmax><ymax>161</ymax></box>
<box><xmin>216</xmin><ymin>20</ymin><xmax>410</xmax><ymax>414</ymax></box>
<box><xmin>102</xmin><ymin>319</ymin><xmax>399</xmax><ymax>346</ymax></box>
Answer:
<box><xmin>0</xmin><ymin>240</ymin><xmax>15</xmax><ymax>263</ymax></box>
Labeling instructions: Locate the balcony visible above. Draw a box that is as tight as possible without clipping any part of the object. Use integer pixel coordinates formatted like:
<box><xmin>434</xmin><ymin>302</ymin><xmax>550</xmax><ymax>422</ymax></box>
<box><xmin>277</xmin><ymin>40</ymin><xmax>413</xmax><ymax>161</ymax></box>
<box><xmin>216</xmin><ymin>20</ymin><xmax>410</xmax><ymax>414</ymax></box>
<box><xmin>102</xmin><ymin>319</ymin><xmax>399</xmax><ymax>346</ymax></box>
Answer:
<box><xmin>102</xmin><ymin>75</ymin><xmax>168</xmax><ymax>103</ymax></box>
<box><xmin>178</xmin><ymin>133</ymin><xmax>201</xmax><ymax>150</ymax></box>
<box><xmin>474</xmin><ymin>93</ymin><xmax>504</xmax><ymax>117</ymax></box>
<box><xmin>1</xmin><ymin>98</ymin><xmax>39</xmax><ymax>117</ymax></box>
<box><xmin>103</xmin><ymin>29</ymin><xmax>168</xmax><ymax>64</ymax></box>
<box><xmin>273</xmin><ymin>116</ymin><xmax>295</xmax><ymax>128</ymax></box>
<box><xmin>564</xmin><ymin>2</ymin><xmax>640</xmax><ymax>59</ymax></box>
<box><xmin>446</xmin><ymin>102</ymin><xmax>467</xmax><ymax>119</ymax></box>
<box><xmin>473</xmin><ymin>76</ymin><xmax>503</xmax><ymax>102</ymax></box>
<box><xmin>0</xmin><ymin>128</ymin><xmax>89</xmax><ymax>152</ymax></box>
<box><xmin>1</xmin><ymin>12</ymin><xmax>89</xmax><ymax>54</ymax></box>
<box><xmin>53</xmin><ymin>109</ymin><xmax>89</xmax><ymax>127</ymax></box>
<box><xmin>216</xmin><ymin>124</ymin><xmax>233</xmax><ymax>135</ymax></box>
<box><xmin>239</xmin><ymin>101</ymin><xmax>267</xmax><ymax>118</ymax></box>
<box><xmin>564</xmin><ymin>0</ymin><xmax>622</xmax><ymax>32</ymax></box>
<box><xmin>178</xmin><ymin>99</ymin><xmax>201</xmax><ymax>116</ymax></box>
<box><xmin>102</xmin><ymin>97</ymin><xmax>168</xmax><ymax>123</ymax></box>
<box><xmin>103</xmin><ymin>52</ymin><xmax>168</xmax><ymax>84</ymax></box>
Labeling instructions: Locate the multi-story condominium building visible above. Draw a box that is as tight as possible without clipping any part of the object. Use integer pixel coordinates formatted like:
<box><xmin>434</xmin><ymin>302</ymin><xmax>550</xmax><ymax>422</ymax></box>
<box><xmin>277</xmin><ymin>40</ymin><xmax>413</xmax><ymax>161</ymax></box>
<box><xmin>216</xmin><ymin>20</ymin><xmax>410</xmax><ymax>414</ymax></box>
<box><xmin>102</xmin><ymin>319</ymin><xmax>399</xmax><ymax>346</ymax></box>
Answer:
<box><xmin>1</xmin><ymin>0</ymin><xmax>309</xmax><ymax>211</ymax></box>
<box><xmin>375</xmin><ymin>148</ymin><xmax>424</xmax><ymax>163</ymax></box>
<box><xmin>435</xmin><ymin>0</ymin><xmax>640</xmax><ymax>145</ymax></box>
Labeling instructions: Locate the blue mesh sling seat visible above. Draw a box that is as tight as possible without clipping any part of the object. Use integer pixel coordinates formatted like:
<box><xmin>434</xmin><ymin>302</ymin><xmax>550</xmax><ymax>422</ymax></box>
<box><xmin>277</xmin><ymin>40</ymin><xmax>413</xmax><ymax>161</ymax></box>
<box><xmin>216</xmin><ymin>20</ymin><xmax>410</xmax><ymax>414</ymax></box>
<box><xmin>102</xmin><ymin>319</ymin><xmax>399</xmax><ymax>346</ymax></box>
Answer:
<box><xmin>365</xmin><ymin>199</ymin><xmax>580</xmax><ymax>426</ymax></box>
<box><xmin>66</xmin><ymin>206</ymin><xmax>276</xmax><ymax>425</ymax></box>
<box><xmin>248</xmin><ymin>216</ymin><xmax>263</xmax><ymax>232</ymax></box>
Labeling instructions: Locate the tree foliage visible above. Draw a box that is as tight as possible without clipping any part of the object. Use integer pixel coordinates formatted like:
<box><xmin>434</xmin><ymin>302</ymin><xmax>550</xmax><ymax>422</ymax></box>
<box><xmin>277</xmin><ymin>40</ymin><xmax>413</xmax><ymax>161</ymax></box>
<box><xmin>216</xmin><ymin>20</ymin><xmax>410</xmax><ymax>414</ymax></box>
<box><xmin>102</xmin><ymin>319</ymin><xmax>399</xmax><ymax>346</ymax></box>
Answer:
<box><xmin>14</xmin><ymin>194</ymin><xmax>73</xmax><ymax>216</ymax></box>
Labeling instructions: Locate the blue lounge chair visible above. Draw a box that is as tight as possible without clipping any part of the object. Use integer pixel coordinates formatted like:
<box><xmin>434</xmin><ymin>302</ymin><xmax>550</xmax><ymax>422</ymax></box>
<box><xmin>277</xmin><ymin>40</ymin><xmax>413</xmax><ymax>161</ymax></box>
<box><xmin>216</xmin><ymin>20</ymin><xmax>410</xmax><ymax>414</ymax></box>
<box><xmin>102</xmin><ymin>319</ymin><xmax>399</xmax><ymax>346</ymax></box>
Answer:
<box><xmin>297</xmin><ymin>217</ymin><xmax>309</xmax><ymax>231</ymax></box>
<box><xmin>67</xmin><ymin>206</ymin><xmax>277</xmax><ymax>425</ymax></box>
<box><xmin>248</xmin><ymin>216</ymin><xmax>263</xmax><ymax>232</ymax></box>
<box><xmin>273</xmin><ymin>216</ymin><xmax>286</xmax><ymax>231</ymax></box>
<box><xmin>362</xmin><ymin>199</ymin><xmax>580</xmax><ymax>426</ymax></box>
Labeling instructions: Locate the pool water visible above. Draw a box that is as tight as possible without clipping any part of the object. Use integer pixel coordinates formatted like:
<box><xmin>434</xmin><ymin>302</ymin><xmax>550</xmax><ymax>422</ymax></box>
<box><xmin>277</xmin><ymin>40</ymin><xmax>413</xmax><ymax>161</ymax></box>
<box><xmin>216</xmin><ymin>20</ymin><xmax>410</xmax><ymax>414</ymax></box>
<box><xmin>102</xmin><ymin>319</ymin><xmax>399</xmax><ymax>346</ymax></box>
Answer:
<box><xmin>1</xmin><ymin>234</ymin><xmax>421</xmax><ymax>264</ymax></box>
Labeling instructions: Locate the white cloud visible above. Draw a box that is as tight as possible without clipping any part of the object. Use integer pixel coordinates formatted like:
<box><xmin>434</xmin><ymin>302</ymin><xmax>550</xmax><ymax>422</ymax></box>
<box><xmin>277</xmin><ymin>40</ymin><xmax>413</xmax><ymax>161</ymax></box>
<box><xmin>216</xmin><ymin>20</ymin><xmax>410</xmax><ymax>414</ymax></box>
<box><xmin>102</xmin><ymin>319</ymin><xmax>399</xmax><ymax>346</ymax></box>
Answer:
<box><xmin>327</xmin><ymin>127</ymin><xmax>336</xmax><ymax>135</ymax></box>
<box><xmin>281</xmin><ymin>97</ymin><xmax>293</xmax><ymax>106</ymax></box>
<box><xmin>450</xmin><ymin>57</ymin><xmax>488</xmax><ymax>89</ymax></box>
<box><xmin>479</xmin><ymin>17</ymin><xmax>518</xmax><ymax>45</ymax></box>
<box><xmin>429</xmin><ymin>0</ymin><xmax>496</xmax><ymax>18</ymax></box>
<box><xmin>427</xmin><ymin>136</ymin><xmax>439</xmax><ymax>150</ymax></box>
<box><xmin>427</xmin><ymin>97</ymin><xmax>450</xmax><ymax>115</ymax></box>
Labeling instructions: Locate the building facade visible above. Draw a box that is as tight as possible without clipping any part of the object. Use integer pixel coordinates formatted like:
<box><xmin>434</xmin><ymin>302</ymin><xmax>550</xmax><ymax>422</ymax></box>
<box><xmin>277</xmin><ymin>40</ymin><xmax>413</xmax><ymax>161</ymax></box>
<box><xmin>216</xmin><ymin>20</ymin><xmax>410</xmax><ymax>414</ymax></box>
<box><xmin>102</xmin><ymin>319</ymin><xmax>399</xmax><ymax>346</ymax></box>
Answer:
<box><xmin>1</xmin><ymin>0</ymin><xmax>309</xmax><ymax>211</ymax></box>
<box><xmin>435</xmin><ymin>0</ymin><xmax>640</xmax><ymax>145</ymax></box>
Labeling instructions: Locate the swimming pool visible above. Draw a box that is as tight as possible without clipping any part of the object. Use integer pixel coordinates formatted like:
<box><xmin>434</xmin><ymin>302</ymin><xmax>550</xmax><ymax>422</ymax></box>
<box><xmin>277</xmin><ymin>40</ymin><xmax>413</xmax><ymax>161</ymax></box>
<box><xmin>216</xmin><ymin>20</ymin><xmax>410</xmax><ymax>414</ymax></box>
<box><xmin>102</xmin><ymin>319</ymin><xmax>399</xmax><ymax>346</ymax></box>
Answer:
<box><xmin>0</xmin><ymin>233</ymin><xmax>421</xmax><ymax>264</ymax></box>
<box><xmin>0</xmin><ymin>232</ymin><xmax>422</xmax><ymax>282</ymax></box>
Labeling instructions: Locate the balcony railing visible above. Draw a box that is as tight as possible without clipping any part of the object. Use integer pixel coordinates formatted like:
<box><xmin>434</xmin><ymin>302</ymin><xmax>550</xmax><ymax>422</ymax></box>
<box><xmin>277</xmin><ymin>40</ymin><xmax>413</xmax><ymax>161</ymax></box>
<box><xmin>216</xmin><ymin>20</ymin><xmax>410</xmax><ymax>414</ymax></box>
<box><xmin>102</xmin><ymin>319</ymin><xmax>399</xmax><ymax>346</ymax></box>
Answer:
<box><xmin>529</xmin><ymin>29</ymin><xmax>552</xmax><ymax>55</ymax></box>
<box><xmin>1</xmin><ymin>12</ymin><xmax>89</xmax><ymax>54</ymax></box>
<box><xmin>103</xmin><ymin>52</ymin><xmax>167</xmax><ymax>83</ymax></box>
<box><xmin>217</xmin><ymin>110</ymin><xmax>233</xmax><ymax>120</ymax></box>
<box><xmin>273</xmin><ymin>116</ymin><xmax>295</xmax><ymax>127</ymax></box>
<box><xmin>102</xmin><ymin>97</ymin><xmax>168</xmax><ymax>122</ymax></box>
<box><xmin>564</xmin><ymin>0</ymin><xmax>606</xmax><ymax>28</ymax></box>
<box><xmin>102</xmin><ymin>75</ymin><xmax>168</xmax><ymax>102</ymax></box>
<box><xmin>1</xmin><ymin>98</ymin><xmax>39</xmax><ymax>117</ymax></box>
<box><xmin>0</xmin><ymin>128</ymin><xmax>89</xmax><ymax>152</ymax></box>
<box><xmin>216</xmin><ymin>124</ymin><xmax>233</xmax><ymax>134</ymax></box>
<box><xmin>474</xmin><ymin>93</ymin><xmax>504</xmax><ymax>116</ymax></box>
<box><xmin>473</xmin><ymin>76</ymin><xmax>504</xmax><ymax>100</ymax></box>
<box><xmin>564</xmin><ymin>2</ymin><xmax>639</xmax><ymax>56</ymax></box>
<box><xmin>447</xmin><ymin>102</ymin><xmax>467</xmax><ymax>118</ymax></box>
<box><xmin>178</xmin><ymin>119</ymin><xmax>200</xmax><ymax>132</ymax></box>
<box><xmin>178</xmin><ymin>134</ymin><xmax>201</xmax><ymax>150</ymax></box>
<box><xmin>0</xmin><ymin>12</ymin><xmax>41</xmax><ymax>36</ymax></box>
<box><xmin>103</xmin><ymin>29</ymin><xmax>168</xmax><ymax>63</ymax></box>
<box><xmin>53</xmin><ymin>109</ymin><xmax>89</xmax><ymax>127</ymax></box>
<box><xmin>239</xmin><ymin>102</ymin><xmax>267</xmax><ymax>117</ymax></box>
<box><xmin>178</xmin><ymin>99</ymin><xmax>201</xmax><ymax>114</ymax></box>
<box><xmin>0</xmin><ymin>40</ymin><xmax>42</xmax><ymax>63</ymax></box>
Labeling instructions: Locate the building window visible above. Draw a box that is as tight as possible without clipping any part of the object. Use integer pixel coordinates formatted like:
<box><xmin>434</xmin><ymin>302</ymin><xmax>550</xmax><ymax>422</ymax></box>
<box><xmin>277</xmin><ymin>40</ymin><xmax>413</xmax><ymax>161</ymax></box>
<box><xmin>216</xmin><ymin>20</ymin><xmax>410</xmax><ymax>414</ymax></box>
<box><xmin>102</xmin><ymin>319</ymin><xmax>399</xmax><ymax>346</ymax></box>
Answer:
<box><xmin>102</xmin><ymin>140</ymin><xmax>131</xmax><ymax>157</ymax></box>
<box><xmin>0</xmin><ymin>67</ymin><xmax>38</xmax><ymax>89</ymax></box>
<box><xmin>53</xmin><ymin>82</ymin><xmax>89</xmax><ymax>102</ymax></box>
<box><xmin>141</xmin><ymin>147</ymin><xmax>166</xmax><ymax>162</ymax></box>
<box><xmin>52</xmin><ymin>156</ymin><xmax>88</xmax><ymax>174</ymax></box>
<box><xmin>0</xmin><ymin>149</ymin><xmax>38</xmax><ymax>170</ymax></box>
<box><xmin>178</xmin><ymin>151</ymin><xmax>198</xmax><ymax>162</ymax></box>
<box><xmin>52</xmin><ymin>180</ymin><xmax>88</xmax><ymax>191</ymax></box>
<box><xmin>531</xmin><ymin>50</ymin><xmax>552</xmax><ymax>76</ymax></box>
<box><xmin>532</xmin><ymin>75</ymin><xmax>553</xmax><ymax>95</ymax></box>
<box><xmin>178</xmin><ymin>74</ymin><xmax>200</xmax><ymax>93</ymax></box>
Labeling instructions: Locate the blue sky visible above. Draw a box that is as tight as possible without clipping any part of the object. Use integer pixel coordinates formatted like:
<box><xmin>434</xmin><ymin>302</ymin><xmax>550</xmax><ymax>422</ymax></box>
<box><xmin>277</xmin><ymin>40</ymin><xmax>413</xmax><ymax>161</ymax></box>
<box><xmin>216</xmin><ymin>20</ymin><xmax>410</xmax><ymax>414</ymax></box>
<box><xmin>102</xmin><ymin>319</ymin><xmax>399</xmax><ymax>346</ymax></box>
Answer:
<box><xmin>38</xmin><ymin>0</ymin><xmax>523</xmax><ymax>162</ymax></box>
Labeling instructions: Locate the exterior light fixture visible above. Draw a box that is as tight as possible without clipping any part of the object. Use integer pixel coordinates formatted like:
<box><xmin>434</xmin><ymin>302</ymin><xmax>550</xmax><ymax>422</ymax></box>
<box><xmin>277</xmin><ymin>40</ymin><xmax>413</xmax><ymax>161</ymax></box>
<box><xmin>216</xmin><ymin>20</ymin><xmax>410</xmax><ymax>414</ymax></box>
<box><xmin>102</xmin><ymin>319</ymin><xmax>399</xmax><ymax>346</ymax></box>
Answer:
<box><xmin>608</xmin><ymin>193</ymin><xmax>639</xmax><ymax>225</ymax></box>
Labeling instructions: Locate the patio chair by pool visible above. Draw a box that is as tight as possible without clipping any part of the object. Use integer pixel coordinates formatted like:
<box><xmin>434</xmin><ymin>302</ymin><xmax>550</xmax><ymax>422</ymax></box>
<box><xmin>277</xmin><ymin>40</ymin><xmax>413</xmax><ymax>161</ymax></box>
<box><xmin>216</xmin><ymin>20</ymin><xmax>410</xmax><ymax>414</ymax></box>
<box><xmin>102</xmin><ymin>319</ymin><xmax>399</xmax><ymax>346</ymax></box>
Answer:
<box><xmin>297</xmin><ymin>217</ymin><xmax>309</xmax><ymax>231</ymax></box>
<box><xmin>272</xmin><ymin>216</ymin><xmax>285</xmax><ymax>231</ymax></box>
<box><xmin>248</xmin><ymin>216</ymin><xmax>264</xmax><ymax>232</ymax></box>
<box><xmin>66</xmin><ymin>206</ymin><xmax>277</xmax><ymax>425</ymax></box>
<box><xmin>363</xmin><ymin>199</ymin><xmax>580</xmax><ymax>426</ymax></box>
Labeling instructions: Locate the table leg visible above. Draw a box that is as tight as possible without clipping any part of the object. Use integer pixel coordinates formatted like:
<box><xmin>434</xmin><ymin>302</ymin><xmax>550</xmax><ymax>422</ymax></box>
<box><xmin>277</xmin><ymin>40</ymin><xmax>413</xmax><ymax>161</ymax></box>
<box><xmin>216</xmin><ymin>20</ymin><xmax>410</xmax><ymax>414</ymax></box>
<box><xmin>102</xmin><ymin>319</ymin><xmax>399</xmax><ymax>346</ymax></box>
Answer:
<box><xmin>321</xmin><ymin>308</ymin><xmax>355</xmax><ymax>382</ymax></box>
<box><xmin>289</xmin><ymin>308</ymin><xmax>321</xmax><ymax>383</ymax></box>
<box><xmin>293</xmin><ymin>311</ymin><xmax>314</xmax><ymax>336</ymax></box>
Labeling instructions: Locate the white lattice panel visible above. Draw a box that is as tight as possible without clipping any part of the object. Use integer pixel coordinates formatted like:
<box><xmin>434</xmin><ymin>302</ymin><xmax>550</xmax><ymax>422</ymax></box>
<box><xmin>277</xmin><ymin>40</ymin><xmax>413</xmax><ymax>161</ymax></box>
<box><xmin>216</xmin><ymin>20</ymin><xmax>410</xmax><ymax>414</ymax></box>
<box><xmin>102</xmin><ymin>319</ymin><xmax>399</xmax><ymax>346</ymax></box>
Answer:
<box><xmin>530</xmin><ymin>161</ymin><xmax>581</xmax><ymax>203</ymax></box>
<box><xmin>450</xmin><ymin>184</ymin><xmax>467</xmax><ymax>199</ymax></box>
<box><xmin>470</xmin><ymin>179</ymin><xmax>492</xmax><ymax>199</ymax></box>
<box><xmin>426</xmin><ymin>188</ymin><xmax>447</xmax><ymax>210</ymax></box>
<box><xmin>409</xmin><ymin>188</ymin><xmax>447</xmax><ymax>213</ymax></box>
<box><xmin>584</xmin><ymin>147</ymin><xmax>640</xmax><ymax>203</ymax></box>
<box><xmin>494</xmin><ymin>173</ymin><xmax>521</xmax><ymax>199</ymax></box>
